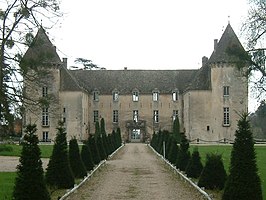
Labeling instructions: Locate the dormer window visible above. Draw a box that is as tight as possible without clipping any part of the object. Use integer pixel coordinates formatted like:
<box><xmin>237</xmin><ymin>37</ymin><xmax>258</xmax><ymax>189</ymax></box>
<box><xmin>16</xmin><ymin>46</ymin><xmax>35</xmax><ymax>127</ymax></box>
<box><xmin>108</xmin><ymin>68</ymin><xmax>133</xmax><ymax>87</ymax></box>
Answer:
<box><xmin>132</xmin><ymin>89</ymin><xmax>139</xmax><ymax>102</ymax></box>
<box><xmin>93</xmin><ymin>89</ymin><xmax>99</xmax><ymax>101</ymax></box>
<box><xmin>112</xmin><ymin>90</ymin><xmax>119</xmax><ymax>102</ymax></box>
<box><xmin>152</xmin><ymin>89</ymin><xmax>159</xmax><ymax>102</ymax></box>
<box><xmin>172</xmin><ymin>89</ymin><xmax>179</xmax><ymax>101</ymax></box>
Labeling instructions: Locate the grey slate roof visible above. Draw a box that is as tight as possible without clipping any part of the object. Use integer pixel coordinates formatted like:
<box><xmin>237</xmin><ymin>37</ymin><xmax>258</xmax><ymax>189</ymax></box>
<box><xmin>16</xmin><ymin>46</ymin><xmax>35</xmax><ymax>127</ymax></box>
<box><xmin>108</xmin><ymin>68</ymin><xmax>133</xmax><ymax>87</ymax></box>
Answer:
<box><xmin>187</xmin><ymin>63</ymin><xmax>211</xmax><ymax>90</ymax></box>
<box><xmin>22</xmin><ymin>27</ymin><xmax>61</xmax><ymax>64</ymax></box>
<box><xmin>68</xmin><ymin>70</ymin><xmax>198</xmax><ymax>94</ymax></box>
<box><xmin>209</xmin><ymin>23</ymin><xmax>246</xmax><ymax>63</ymax></box>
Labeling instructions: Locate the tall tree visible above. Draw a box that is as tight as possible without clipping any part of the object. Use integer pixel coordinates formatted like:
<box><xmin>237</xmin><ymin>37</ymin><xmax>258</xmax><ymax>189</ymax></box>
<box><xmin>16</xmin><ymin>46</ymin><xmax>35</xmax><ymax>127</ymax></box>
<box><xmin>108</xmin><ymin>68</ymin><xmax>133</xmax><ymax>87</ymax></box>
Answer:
<box><xmin>222</xmin><ymin>113</ymin><xmax>262</xmax><ymax>200</ymax></box>
<box><xmin>45</xmin><ymin>121</ymin><xmax>74</xmax><ymax>189</ymax></box>
<box><xmin>0</xmin><ymin>0</ymin><xmax>62</xmax><ymax>129</ymax></box>
<box><xmin>69</xmin><ymin>138</ymin><xmax>87</xmax><ymax>179</ymax></box>
<box><xmin>13</xmin><ymin>124</ymin><xmax>50</xmax><ymax>200</ymax></box>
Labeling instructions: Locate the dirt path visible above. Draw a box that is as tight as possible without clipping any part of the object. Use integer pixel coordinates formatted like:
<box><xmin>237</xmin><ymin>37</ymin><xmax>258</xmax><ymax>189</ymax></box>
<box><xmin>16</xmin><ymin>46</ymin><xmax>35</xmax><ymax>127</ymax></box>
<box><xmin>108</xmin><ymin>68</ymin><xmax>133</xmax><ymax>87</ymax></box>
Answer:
<box><xmin>0</xmin><ymin>156</ymin><xmax>49</xmax><ymax>172</ymax></box>
<box><xmin>66</xmin><ymin>143</ymin><xmax>206</xmax><ymax>200</ymax></box>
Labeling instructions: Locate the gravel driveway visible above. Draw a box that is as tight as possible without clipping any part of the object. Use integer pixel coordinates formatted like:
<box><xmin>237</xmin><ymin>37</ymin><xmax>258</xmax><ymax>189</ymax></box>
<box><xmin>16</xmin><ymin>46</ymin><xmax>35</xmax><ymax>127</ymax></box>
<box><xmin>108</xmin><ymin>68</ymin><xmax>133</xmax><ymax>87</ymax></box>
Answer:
<box><xmin>66</xmin><ymin>143</ymin><xmax>206</xmax><ymax>200</ymax></box>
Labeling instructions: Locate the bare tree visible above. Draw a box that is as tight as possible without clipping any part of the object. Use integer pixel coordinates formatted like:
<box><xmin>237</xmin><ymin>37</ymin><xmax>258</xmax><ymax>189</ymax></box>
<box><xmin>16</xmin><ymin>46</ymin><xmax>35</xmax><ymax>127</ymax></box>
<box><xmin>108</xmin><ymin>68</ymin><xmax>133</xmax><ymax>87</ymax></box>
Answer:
<box><xmin>241</xmin><ymin>0</ymin><xmax>266</xmax><ymax>99</ymax></box>
<box><xmin>0</xmin><ymin>0</ymin><xmax>62</xmax><ymax>130</ymax></box>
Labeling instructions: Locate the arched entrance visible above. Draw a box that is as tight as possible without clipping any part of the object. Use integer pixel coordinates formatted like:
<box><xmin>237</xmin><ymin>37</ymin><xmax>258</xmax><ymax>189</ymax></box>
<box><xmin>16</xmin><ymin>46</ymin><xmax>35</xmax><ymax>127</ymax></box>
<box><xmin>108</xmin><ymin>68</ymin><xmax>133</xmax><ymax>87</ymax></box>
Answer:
<box><xmin>125</xmin><ymin>120</ymin><xmax>146</xmax><ymax>143</ymax></box>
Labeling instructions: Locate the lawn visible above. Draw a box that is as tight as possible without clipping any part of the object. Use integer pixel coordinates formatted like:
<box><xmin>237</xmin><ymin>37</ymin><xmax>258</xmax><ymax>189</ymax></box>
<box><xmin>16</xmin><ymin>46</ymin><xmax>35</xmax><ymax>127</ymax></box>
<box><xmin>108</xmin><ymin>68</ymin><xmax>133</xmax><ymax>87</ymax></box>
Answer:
<box><xmin>0</xmin><ymin>144</ymin><xmax>265</xmax><ymax>199</ymax></box>
<box><xmin>0</xmin><ymin>172</ymin><xmax>16</xmax><ymax>200</ymax></box>
<box><xmin>191</xmin><ymin>145</ymin><xmax>266</xmax><ymax>199</ymax></box>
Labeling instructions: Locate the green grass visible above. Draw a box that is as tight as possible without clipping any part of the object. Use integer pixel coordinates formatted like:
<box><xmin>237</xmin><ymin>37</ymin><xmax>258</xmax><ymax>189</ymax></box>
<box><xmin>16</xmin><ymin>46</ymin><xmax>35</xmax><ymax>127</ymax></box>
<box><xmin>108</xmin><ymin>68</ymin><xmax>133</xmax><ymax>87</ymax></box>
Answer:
<box><xmin>0</xmin><ymin>144</ymin><xmax>82</xmax><ymax>158</ymax></box>
<box><xmin>191</xmin><ymin>145</ymin><xmax>266</xmax><ymax>199</ymax></box>
<box><xmin>0</xmin><ymin>172</ymin><xmax>17</xmax><ymax>200</ymax></box>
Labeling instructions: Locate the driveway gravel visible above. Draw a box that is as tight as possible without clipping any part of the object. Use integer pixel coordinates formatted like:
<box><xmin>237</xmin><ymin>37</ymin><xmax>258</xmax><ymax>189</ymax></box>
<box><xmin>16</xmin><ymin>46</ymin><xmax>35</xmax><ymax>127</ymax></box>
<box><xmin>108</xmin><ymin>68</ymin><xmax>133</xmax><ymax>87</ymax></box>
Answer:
<box><xmin>66</xmin><ymin>143</ymin><xmax>206</xmax><ymax>200</ymax></box>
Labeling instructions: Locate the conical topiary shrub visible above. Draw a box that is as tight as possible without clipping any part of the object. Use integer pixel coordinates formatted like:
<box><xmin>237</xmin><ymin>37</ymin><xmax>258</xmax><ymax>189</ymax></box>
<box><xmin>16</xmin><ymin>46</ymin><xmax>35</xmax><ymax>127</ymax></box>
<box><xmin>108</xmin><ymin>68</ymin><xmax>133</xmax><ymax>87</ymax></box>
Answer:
<box><xmin>81</xmin><ymin>141</ymin><xmax>95</xmax><ymax>171</ymax></box>
<box><xmin>46</xmin><ymin>121</ymin><xmax>74</xmax><ymax>189</ymax></box>
<box><xmin>222</xmin><ymin>113</ymin><xmax>262</xmax><ymax>200</ymax></box>
<box><xmin>13</xmin><ymin>124</ymin><xmax>50</xmax><ymax>200</ymax></box>
<box><xmin>198</xmin><ymin>153</ymin><xmax>227</xmax><ymax>190</ymax></box>
<box><xmin>69</xmin><ymin>138</ymin><xmax>87</xmax><ymax>178</ymax></box>
<box><xmin>185</xmin><ymin>148</ymin><xmax>203</xmax><ymax>178</ymax></box>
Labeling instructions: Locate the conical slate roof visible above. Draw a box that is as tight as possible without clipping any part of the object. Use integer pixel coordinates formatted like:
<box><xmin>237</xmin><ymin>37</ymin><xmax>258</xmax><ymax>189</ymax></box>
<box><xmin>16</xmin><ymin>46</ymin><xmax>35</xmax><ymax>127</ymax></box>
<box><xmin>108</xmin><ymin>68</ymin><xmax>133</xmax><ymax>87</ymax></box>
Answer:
<box><xmin>209</xmin><ymin>23</ymin><xmax>246</xmax><ymax>63</ymax></box>
<box><xmin>22</xmin><ymin>27</ymin><xmax>61</xmax><ymax>64</ymax></box>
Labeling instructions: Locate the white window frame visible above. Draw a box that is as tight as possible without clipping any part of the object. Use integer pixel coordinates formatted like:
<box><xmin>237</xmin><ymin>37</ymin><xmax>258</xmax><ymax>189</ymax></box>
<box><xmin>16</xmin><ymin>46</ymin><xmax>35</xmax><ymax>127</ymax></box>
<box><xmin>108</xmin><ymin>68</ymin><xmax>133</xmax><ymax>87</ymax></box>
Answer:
<box><xmin>132</xmin><ymin>91</ymin><xmax>139</xmax><ymax>102</ymax></box>
<box><xmin>133</xmin><ymin>110</ymin><xmax>138</xmax><ymax>122</ymax></box>
<box><xmin>153</xmin><ymin>110</ymin><xmax>159</xmax><ymax>123</ymax></box>
<box><xmin>113</xmin><ymin>91</ymin><xmax>119</xmax><ymax>102</ymax></box>
<box><xmin>152</xmin><ymin>91</ymin><xmax>159</xmax><ymax>102</ymax></box>
<box><xmin>172</xmin><ymin>90</ymin><xmax>179</xmax><ymax>101</ymax></box>
<box><xmin>42</xmin><ymin>131</ymin><xmax>49</xmax><ymax>141</ymax></box>
<box><xmin>93</xmin><ymin>110</ymin><xmax>99</xmax><ymax>122</ymax></box>
<box><xmin>42</xmin><ymin>107</ymin><xmax>49</xmax><ymax>126</ymax></box>
<box><xmin>223</xmin><ymin>107</ymin><xmax>230</xmax><ymax>126</ymax></box>
<box><xmin>113</xmin><ymin>110</ymin><xmax>119</xmax><ymax>123</ymax></box>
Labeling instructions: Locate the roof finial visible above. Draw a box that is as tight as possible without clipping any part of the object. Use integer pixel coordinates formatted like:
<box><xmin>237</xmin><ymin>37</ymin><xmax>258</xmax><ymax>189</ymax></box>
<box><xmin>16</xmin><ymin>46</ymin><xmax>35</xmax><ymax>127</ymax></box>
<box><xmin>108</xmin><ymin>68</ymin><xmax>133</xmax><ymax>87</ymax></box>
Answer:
<box><xmin>228</xmin><ymin>15</ymin><xmax>230</xmax><ymax>24</ymax></box>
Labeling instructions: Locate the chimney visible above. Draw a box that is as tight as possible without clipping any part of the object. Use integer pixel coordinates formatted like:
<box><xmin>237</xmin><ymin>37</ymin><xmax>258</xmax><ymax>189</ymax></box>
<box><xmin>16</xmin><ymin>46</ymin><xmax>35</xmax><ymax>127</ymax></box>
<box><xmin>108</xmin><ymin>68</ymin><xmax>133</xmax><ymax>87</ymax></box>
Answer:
<box><xmin>62</xmin><ymin>58</ymin><xmax>67</xmax><ymax>68</ymax></box>
<box><xmin>124</xmin><ymin>67</ymin><xmax>127</xmax><ymax>70</ymax></box>
<box><xmin>214</xmin><ymin>39</ymin><xmax>218</xmax><ymax>52</ymax></box>
<box><xmin>202</xmin><ymin>56</ymin><xmax>208</xmax><ymax>66</ymax></box>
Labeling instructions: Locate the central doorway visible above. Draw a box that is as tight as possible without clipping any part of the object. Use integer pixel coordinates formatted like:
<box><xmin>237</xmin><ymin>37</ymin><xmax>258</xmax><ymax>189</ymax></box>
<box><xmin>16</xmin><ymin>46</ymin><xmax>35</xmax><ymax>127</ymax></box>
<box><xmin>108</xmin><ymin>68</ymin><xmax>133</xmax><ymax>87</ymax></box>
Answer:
<box><xmin>131</xmin><ymin>129</ymin><xmax>141</xmax><ymax>142</ymax></box>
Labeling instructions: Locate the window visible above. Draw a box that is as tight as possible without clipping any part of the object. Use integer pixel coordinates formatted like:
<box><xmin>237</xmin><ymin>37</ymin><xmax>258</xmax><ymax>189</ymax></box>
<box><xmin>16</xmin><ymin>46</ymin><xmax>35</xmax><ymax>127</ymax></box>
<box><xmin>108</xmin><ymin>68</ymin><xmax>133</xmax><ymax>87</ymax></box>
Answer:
<box><xmin>207</xmin><ymin>125</ymin><xmax>210</xmax><ymax>131</ymax></box>
<box><xmin>93</xmin><ymin>90</ymin><xmax>99</xmax><ymax>101</ymax></box>
<box><xmin>153</xmin><ymin>110</ymin><xmax>159</xmax><ymax>123</ymax></box>
<box><xmin>113</xmin><ymin>91</ymin><xmax>119</xmax><ymax>101</ymax></box>
<box><xmin>42</xmin><ymin>131</ymin><xmax>49</xmax><ymax>142</ymax></box>
<box><xmin>133</xmin><ymin>110</ymin><xmax>138</xmax><ymax>122</ymax></box>
<box><xmin>63</xmin><ymin>107</ymin><xmax>66</xmax><ymax>113</ymax></box>
<box><xmin>132</xmin><ymin>91</ymin><xmax>139</xmax><ymax>102</ymax></box>
<box><xmin>93</xmin><ymin>110</ymin><xmax>99</xmax><ymax>122</ymax></box>
<box><xmin>172</xmin><ymin>90</ymin><xmax>179</xmax><ymax>101</ymax></box>
<box><xmin>223</xmin><ymin>107</ymin><xmax>230</xmax><ymax>126</ymax></box>
<box><xmin>173</xmin><ymin>110</ymin><xmax>179</xmax><ymax>121</ymax></box>
<box><xmin>223</xmin><ymin>86</ymin><xmax>229</xmax><ymax>96</ymax></box>
<box><xmin>113</xmin><ymin>110</ymin><xmax>119</xmax><ymax>123</ymax></box>
<box><xmin>152</xmin><ymin>91</ymin><xmax>159</xmax><ymax>101</ymax></box>
<box><xmin>42</xmin><ymin>107</ymin><xmax>49</xmax><ymax>126</ymax></box>
<box><xmin>42</xmin><ymin>86</ymin><xmax>48</xmax><ymax>97</ymax></box>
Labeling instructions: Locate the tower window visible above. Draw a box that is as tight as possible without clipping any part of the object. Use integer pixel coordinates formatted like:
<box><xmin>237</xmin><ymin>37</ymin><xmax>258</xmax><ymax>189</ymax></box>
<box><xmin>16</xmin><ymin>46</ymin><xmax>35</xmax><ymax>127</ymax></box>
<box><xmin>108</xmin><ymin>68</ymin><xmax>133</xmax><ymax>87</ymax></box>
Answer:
<box><xmin>42</xmin><ymin>86</ymin><xmax>48</xmax><ymax>97</ymax></box>
<box><xmin>223</xmin><ymin>107</ymin><xmax>230</xmax><ymax>126</ymax></box>
<box><xmin>223</xmin><ymin>86</ymin><xmax>229</xmax><ymax>96</ymax></box>
<box><xmin>42</xmin><ymin>107</ymin><xmax>49</xmax><ymax>126</ymax></box>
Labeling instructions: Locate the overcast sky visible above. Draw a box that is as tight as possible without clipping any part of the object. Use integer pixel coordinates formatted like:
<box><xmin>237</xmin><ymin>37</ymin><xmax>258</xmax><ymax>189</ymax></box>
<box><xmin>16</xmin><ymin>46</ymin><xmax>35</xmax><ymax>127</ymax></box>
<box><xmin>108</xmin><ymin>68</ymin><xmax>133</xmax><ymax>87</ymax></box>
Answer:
<box><xmin>46</xmin><ymin>0</ymin><xmax>258</xmax><ymax>111</ymax></box>
<box><xmin>48</xmin><ymin>0</ymin><xmax>249</xmax><ymax>70</ymax></box>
